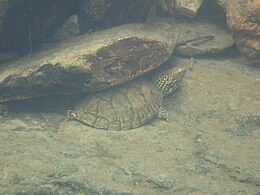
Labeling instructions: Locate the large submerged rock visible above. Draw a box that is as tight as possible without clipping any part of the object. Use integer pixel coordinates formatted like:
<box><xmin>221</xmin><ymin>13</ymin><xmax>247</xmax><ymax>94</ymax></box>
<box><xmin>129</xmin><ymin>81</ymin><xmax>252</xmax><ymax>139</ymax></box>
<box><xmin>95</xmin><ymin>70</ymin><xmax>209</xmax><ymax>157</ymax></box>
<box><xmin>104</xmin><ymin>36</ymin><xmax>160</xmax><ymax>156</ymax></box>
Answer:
<box><xmin>215</xmin><ymin>0</ymin><xmax>260</xmax><ymax>64</ymax></box>
<box><xmin>0</xmin><ymin>22</ymin><xmax>179</xmax><ymax>102</ymax></box>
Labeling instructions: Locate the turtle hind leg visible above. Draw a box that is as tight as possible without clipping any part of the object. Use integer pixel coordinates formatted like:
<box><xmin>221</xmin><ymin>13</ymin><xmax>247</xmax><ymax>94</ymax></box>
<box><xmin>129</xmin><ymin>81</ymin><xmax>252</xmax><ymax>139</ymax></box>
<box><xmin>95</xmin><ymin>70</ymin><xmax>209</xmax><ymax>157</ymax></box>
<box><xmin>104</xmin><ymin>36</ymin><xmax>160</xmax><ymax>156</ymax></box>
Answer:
<box><xmin>66</xmin><ymin>110</ymin><xmax>79</xmax><ymax>121</ymax></box>
<box><xmin>157</xmin><ymin>106</ymin><xmax>169</xmax><ymax>121</ymax></box>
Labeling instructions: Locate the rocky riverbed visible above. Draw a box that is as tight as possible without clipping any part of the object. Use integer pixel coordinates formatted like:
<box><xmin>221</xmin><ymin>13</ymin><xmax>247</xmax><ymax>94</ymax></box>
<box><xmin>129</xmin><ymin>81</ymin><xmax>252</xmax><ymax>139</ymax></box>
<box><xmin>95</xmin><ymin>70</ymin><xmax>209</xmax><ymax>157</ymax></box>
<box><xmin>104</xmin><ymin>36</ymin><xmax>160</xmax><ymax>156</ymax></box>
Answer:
<box><xmin>0</xmin><ymin>56</ymin><xmax>259</xmax><ymax>194</ymax></box>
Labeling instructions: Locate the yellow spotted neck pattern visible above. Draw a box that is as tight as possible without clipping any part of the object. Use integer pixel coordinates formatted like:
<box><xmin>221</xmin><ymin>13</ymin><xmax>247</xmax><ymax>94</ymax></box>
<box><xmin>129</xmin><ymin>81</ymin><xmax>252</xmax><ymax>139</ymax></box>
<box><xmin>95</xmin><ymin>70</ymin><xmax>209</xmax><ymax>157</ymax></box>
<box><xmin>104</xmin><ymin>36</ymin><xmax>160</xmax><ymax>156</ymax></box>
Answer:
<box><xmin>154</xmin><ymin>67</ymin><xmax>186</xmax><ymax>96</ymax></box>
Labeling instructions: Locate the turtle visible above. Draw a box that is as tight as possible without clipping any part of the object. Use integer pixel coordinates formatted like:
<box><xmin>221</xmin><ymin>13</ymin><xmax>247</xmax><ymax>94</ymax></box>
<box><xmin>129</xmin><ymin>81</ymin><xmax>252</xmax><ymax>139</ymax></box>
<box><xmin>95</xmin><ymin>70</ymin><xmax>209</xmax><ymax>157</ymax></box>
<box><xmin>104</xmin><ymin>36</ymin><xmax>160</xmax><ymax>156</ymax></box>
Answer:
<box><xmin>0</xmin><ymin>22</ymin><xmax>179</xmax><ymax>102</ymax></box>
<box><xmin>0</xmin><ymin>21</ymin><xmax>214</xmax><ymax>103</ymax></box>
<box><xmin>67</xmin><ymin>67</ymin><xmax>186</xmax><ymax>131</ymax></box>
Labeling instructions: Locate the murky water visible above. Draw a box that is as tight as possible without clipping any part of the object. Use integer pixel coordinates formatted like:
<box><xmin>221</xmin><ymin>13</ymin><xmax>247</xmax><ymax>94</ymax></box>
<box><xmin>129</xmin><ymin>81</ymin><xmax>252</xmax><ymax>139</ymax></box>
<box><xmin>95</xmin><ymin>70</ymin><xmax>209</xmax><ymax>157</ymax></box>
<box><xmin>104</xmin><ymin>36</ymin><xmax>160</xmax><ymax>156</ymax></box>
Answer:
<box><xmin>0</xmin><ymin>1</ymin><xmax>259</xmax><ymax>194</ymax></box>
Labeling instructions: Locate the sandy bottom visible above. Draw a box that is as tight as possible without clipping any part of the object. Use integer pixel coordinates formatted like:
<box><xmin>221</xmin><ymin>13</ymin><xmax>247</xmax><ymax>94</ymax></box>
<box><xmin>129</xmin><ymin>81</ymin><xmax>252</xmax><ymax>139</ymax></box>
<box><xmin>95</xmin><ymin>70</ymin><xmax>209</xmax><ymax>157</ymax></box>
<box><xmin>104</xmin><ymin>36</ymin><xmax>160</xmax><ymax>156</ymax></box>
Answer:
<box><xmin>0</xmin><ymin>56</ymin><xmax>259</xmax><ymax>194</ymax></box>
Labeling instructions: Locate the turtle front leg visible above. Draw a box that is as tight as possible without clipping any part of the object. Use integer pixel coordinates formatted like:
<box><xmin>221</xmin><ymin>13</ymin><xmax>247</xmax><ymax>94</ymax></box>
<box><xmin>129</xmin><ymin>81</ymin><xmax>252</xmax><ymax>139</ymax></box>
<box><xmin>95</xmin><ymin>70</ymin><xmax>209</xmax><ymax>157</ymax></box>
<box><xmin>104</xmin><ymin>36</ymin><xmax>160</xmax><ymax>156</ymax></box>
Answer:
<box><xmin>157</xmin><ymin>106</ymin><xmax>169</xmax><ymax>121</ymax></box>
<box><xmin>0</xmin><ymin>103</ymin><xmax>10</xmax><ymax>118</ymax></box>
<box><xmin>67</xmin><ymin>110</ymin><xmax>79</xmax><ymax>121</ymax></box>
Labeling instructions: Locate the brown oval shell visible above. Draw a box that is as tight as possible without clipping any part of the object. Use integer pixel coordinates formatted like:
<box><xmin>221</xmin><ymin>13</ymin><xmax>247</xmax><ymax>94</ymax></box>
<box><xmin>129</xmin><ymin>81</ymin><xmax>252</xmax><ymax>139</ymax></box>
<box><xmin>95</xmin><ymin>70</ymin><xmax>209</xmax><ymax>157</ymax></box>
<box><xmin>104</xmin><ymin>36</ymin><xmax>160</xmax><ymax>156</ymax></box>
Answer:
<box><xmin>0</xmin><ymin>22</ymin><xmax>178</xmax><ymax>102</ymax></box>
<box><xmin>74</xmin><ymin>80</ymin><xmax>163</xmax><ymax>131</ymax></box>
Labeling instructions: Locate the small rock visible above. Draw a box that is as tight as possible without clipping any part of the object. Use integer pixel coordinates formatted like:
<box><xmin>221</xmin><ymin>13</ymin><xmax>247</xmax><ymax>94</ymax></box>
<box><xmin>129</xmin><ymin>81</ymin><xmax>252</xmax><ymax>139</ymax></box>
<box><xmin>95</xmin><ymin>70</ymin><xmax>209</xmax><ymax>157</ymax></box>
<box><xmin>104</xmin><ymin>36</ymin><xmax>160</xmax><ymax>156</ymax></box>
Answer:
<box><xmin>225</xmin><ymin>0</ymin><xmax>260</xmax><ymax>64</ymax></box>
<box><xmin>55</xmin><ymin>15</ymin><xmax>81</xmax><ymax>41</ymax></box>
<box><xmin>175</xmin><ymin>0</ymin><xmax>204</xmax><ymax>18</ymax></box>
<box><xmin>158</xmin><ymin>0</ymin><xmax>205</xmax><ymax>18</ymax></box>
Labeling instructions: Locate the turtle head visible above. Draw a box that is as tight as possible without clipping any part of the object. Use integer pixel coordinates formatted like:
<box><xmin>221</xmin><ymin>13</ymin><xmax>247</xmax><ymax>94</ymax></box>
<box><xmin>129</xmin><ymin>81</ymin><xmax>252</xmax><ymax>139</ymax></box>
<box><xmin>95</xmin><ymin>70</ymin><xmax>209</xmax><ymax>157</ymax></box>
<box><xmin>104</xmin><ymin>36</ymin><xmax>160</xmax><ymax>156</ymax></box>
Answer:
<box><xmin>154</xmin><ymin>67</ymin><xmax>186</xmax><ymax>96</ymax></box>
